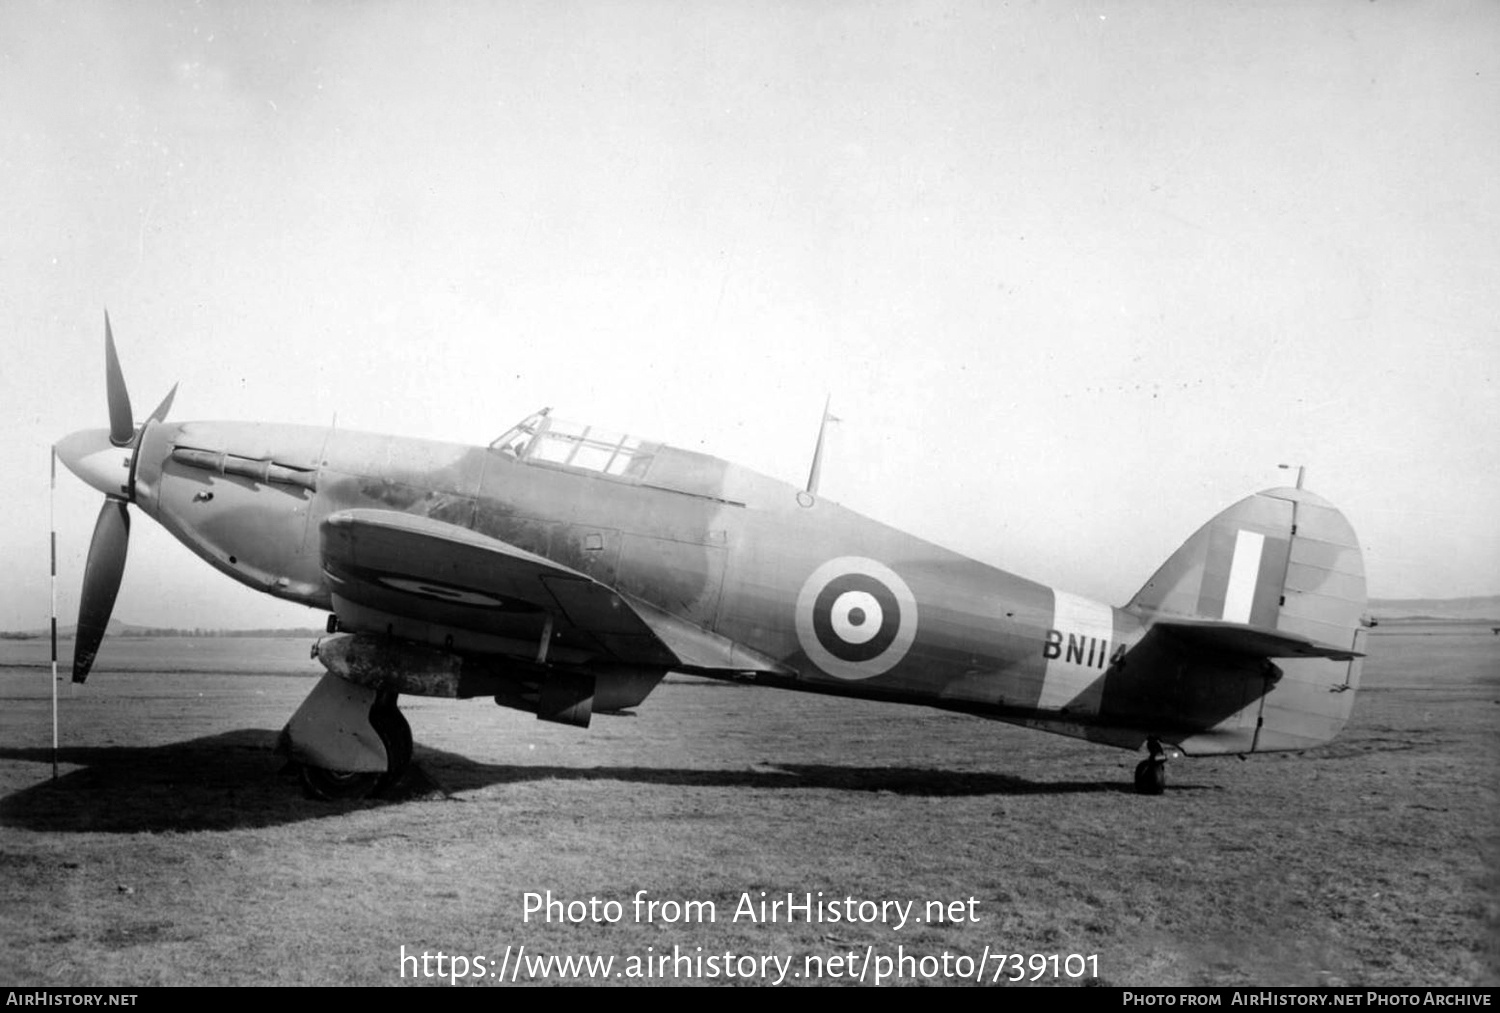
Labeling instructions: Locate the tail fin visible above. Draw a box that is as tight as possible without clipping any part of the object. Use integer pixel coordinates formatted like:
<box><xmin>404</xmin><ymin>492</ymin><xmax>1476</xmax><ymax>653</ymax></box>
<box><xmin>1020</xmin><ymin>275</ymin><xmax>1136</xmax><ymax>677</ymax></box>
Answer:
<box><xmin>1126</xmin><ymin>487</ymin><xmax>1368</xmax><ymax>752</ymax></box>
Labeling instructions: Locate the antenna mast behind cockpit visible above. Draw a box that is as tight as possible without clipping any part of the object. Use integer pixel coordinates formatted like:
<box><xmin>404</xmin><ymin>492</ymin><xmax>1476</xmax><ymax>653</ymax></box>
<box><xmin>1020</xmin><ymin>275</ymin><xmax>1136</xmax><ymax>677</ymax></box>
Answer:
<box><xmin>805</xmin><ymin>396</ymin><xmax>839</xmax><ymax>495</ymax></box>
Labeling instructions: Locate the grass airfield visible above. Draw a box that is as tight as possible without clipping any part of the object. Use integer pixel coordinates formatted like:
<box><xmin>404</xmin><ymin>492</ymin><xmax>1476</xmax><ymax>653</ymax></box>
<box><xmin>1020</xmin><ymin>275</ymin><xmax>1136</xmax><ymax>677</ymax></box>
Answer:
<box><xmin>0</xmin><ymin>626</ymin><xmax>1495</xmax><ymax>987</ymax></box>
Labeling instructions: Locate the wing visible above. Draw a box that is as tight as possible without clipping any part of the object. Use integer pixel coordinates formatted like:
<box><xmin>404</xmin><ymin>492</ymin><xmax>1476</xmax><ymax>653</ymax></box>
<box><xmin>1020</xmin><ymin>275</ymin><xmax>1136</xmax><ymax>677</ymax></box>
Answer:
<box><xmin>319</xmin><ymin>509</ymin><xmax>678</xmax><ymax>667</ymax></box>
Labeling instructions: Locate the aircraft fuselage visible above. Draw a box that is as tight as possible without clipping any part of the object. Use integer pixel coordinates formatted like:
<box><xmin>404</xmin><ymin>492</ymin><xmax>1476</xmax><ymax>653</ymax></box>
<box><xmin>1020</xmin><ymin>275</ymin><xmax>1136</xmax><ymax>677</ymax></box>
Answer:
<box><xmin>126</xmin><ymin>416</ymin><xmax>1313</xmax><ymax>756</ymax></box>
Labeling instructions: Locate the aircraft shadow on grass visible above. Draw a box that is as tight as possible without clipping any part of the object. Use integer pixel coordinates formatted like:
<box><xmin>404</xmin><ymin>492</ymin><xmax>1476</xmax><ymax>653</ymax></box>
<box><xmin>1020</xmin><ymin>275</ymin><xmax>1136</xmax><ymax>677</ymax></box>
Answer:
<box><xmin>0</xmin><ymin>731</ymin><xmax>1220</xmax><ymax>833</ymax></box>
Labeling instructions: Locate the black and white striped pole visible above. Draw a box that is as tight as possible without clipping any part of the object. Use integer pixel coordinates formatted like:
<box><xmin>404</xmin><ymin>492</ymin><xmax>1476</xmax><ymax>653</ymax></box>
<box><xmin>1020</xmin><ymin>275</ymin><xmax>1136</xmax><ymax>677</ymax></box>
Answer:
<box><xmin>49</xmin><ymin>446</ymin><xmax>58</xmax><ymax>781</ymax></box>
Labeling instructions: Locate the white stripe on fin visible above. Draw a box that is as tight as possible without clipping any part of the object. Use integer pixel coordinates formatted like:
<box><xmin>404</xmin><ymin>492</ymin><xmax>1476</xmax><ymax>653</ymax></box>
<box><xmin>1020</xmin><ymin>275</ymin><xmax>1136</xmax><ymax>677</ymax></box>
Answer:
<box><xmin>1222</xmin><ymin>529</ymin><xmax>1265</xmax><ymax>624</ymax></box>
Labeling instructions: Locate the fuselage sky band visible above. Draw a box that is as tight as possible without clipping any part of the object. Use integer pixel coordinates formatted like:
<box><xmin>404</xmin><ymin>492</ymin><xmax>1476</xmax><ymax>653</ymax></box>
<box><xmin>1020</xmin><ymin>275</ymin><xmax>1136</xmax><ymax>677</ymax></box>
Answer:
<box><xmin>56</xmin><ymin>319</ymin><xmax>1368</xmax><ymax>798</ymax></box>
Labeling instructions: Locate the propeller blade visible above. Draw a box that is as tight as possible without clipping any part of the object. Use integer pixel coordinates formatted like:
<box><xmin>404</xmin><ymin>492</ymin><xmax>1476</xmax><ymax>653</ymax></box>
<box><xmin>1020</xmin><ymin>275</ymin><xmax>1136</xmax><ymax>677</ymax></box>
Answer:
<box><xmin>146</xmin><ymin>383</ymin><xmax>178</xmax><ymax>425</ymax></box>
<box><xmin>104</xmin><ymin>312</ymin><xmax>135</xmax><ymax>447</ymax></box>
<box><xmin>73</xmin><ymin>498</ymin><xmax>130</xmax><ymax>683</ymax></box>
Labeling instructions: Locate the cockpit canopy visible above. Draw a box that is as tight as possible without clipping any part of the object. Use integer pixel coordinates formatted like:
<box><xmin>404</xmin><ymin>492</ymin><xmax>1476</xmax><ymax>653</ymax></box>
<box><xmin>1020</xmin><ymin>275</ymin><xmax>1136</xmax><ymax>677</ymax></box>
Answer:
<box><xmin>490</xmin><ymin>409</ymin><xmax>657</xmax><ymax>480</ymax></box>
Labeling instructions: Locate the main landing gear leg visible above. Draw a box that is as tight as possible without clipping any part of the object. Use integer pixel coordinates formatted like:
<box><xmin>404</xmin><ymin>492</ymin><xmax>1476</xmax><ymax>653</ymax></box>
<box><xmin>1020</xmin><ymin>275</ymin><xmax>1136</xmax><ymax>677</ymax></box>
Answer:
<box><xmin>282</xmin><ymin>674</ymin><xmax>414</xmax><ymax>800</ymax></box>
<box><xmin>1133</xmin><ymin>738</ymin><xmax>1168</xmax><ymax>796</ymax></box>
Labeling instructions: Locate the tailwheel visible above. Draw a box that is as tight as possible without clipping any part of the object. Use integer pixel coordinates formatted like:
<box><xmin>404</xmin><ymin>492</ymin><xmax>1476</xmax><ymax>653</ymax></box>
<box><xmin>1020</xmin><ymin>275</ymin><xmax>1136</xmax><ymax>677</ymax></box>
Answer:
<box><xmin>1133</xmin><ymin>758</ymin><xmax>1166</xmax><ymax>795</ymax></box>
<box><xmin>1133</xmin><ymin>738</ymin><xmax>1168</xmax><ymax>796</ymax></box>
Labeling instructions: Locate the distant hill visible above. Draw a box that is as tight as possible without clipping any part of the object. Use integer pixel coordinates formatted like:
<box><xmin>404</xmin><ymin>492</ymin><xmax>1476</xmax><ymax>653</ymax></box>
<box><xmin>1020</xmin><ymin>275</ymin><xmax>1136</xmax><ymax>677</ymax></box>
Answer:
<box><xmin>1369</xmin><ymin>595</ymin><xmax>1500</xmax><ymax>621</ymax></box>
<box><xmin>6</xmin><ymin>596</ymin><xmax>1496</xmax><ymax>637</ymax></box>
<box><xmin>1</xmin><ymin>618</ymin><xmax>323</xmax><ymax>640</ymax></box>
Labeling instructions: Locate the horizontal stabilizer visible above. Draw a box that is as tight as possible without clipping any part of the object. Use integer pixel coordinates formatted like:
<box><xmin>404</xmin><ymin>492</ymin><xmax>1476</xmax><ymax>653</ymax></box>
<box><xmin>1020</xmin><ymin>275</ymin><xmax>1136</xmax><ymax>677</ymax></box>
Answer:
<box><xmin>1152</xmin><ymin>618</ymin><xmax>1363</xmax><ymax>661</ymax></box>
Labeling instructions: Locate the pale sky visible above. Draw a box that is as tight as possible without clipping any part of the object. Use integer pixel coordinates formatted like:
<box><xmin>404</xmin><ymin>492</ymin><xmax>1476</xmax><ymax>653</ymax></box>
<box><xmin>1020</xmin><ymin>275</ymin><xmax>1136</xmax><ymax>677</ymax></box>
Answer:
<box><xmin>3</xmin><ymin>1</ymin><xmax>1497</xmax><ymax>630</ymax></box>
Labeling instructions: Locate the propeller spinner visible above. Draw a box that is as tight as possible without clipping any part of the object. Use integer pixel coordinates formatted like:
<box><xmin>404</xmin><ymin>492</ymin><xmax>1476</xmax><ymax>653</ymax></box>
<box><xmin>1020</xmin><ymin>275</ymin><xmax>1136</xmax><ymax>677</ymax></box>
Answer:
<box><xmin>54</xmin><ymin>314</ymin><xmax>177</xmax><ymax>682</ymax></box>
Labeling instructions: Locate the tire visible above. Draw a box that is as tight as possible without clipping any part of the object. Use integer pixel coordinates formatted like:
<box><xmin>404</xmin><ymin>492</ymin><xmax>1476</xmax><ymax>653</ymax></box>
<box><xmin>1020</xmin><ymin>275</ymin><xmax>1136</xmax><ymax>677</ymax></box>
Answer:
<box><xmin>300</xmin><ymin>764</ymin><xmax>381</xmax><ymax>801</ymax></box>
<box><xmin>370</xmin><ymin>704</ymin><xmax>413</xmax><ymax>796</ymax></box>
<box><xmin>1133</xmin><ymin>758</ymin><xmax>1166</xmax><ymax>796</ymax></box>
<box><xmin>299</xmin><ymin>700</ymin><xmax>411</xmax><ymax>800</ymax></box>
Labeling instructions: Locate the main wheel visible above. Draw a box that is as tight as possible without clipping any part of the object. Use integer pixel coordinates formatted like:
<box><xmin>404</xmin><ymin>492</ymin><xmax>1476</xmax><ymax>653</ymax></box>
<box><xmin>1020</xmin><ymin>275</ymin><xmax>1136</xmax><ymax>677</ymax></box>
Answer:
<box><xmin>299</xmin><ymin>700</ymin><xmax>412</xmax><ymax>800</ymax></box>
<box><xmin>370</xmin><ymin>704</ymin><xmax>413</xmax><ymax>796</ymax></box>
<box><xmin>301</xmin><ymin>764</ymin><xmax>381</xmax><ymax>800</ymax></box>
<box><xmin>1133</xmin><ymin>758</ymin><xmax>1166</xmax><ymax>796</ymax></box>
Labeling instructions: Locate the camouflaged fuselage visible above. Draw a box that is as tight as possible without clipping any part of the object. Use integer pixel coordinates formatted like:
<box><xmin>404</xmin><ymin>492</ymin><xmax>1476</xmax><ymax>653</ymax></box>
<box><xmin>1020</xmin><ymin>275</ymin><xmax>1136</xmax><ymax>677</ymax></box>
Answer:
<box><xmin>130</xmin><ymin>416</ymin><xmax>1366</xmax><ymax>756</ymax></box>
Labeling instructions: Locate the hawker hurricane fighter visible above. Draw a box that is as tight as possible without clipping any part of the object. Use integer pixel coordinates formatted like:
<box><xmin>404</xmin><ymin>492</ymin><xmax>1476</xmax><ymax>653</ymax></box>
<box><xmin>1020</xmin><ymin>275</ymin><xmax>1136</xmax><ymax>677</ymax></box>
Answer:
<box><xmin>55</xmin><ymin>320</ymin><xmax>1368</xmax><ymax>797</ymax></box>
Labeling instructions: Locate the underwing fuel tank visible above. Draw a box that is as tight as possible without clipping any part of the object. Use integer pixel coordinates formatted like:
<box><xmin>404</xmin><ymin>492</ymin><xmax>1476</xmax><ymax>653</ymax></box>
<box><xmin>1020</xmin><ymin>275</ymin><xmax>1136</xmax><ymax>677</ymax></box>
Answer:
<box><xmin>313</xmin><ymin>634</ymin><xmax>665</xmax><ymax>727</ymax></box>
<box><xmin>313</xmin><ymin>634</ymin><xmax>467</xmax><ymax>697</ymax></box>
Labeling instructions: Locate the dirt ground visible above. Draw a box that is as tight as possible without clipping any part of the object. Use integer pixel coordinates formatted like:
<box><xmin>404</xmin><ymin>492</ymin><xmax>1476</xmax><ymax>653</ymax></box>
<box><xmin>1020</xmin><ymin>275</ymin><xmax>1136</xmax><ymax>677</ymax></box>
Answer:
<box><xmin>1</xmin><ymin>626</ymin><xmax>1495</xmax><ymax>986</ymax></box>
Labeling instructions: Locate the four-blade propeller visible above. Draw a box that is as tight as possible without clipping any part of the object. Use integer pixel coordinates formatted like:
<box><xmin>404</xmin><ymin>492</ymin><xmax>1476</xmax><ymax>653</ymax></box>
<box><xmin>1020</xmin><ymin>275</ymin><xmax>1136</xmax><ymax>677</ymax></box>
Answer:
<box><xmin>54</xmin><ymin>314</ymin><xmax>178</xmax><ymax>682</ymax></box>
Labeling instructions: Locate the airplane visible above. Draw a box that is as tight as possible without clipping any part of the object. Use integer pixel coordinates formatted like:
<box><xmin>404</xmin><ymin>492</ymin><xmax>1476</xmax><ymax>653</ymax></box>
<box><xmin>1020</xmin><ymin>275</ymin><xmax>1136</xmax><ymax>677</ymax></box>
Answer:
<box><xmin>53</xmin><ymin>318</ymin><xmax>1369</xmax><ymax>798</ymax></box>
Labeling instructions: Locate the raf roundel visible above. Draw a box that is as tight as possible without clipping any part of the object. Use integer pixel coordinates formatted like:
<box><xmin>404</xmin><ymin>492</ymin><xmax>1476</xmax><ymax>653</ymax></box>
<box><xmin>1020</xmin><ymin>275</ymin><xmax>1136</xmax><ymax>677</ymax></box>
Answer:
<box><xmin>794</xmin><ymin>557</ymin><xmax>919</xmax><ymax>680</ymax></box>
